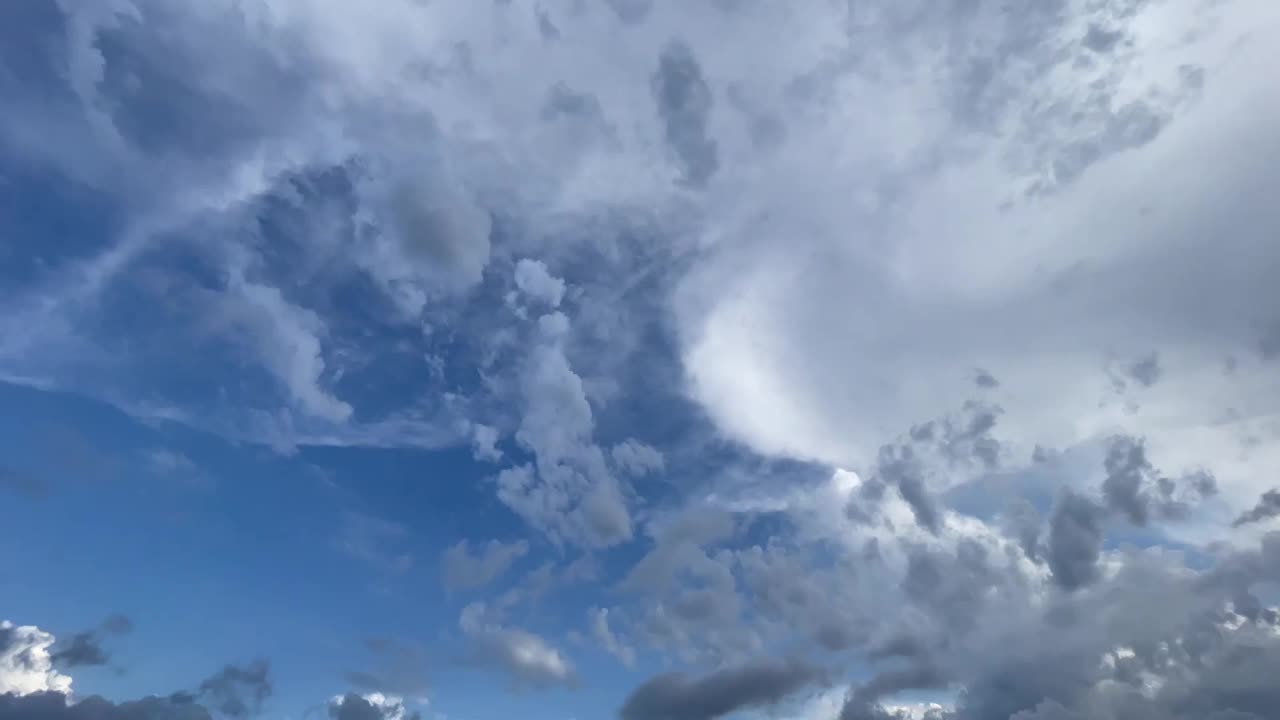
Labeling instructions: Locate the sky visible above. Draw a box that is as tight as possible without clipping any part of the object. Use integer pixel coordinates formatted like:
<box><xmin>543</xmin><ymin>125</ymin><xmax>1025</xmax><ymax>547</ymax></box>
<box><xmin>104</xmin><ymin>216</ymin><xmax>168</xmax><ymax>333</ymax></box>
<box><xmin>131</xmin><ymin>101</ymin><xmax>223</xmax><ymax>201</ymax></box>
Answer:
<box><xmin>1</xmin><ymin>1</ymin><xmax>1280</xmax><ymax>719</ymax></box>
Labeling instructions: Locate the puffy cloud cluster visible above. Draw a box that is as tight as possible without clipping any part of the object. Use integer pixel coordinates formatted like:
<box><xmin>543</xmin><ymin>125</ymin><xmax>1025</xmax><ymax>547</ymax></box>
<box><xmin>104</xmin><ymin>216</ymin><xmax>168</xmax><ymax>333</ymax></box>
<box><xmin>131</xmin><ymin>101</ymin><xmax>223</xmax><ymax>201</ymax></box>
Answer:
<box><xmin>1</xmin><ymin>620</ymin><xmax>270</xmax><ymax>720</ymax></box>
<box><xmin>329</xmin><ymin>692</ymin><xmax>419</xmax><ymax>720</ymax></box>
<box><xmin>0</xmin><ymin>621</ymin><xmax>72</xmax><ymax>697</ymax></box>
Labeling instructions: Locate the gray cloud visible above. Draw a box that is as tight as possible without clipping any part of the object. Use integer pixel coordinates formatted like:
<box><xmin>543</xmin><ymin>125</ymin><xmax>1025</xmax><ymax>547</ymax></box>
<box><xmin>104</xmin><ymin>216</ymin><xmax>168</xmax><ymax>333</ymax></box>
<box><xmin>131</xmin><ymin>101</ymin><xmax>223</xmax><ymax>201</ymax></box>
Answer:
<box><xmin>1126</xmin><ymin>353</ymin><xmax>1162</xmax><ymax>388</ymax></box>
<box><xmin>458</xmin><ymin>604</ymin><xmax>576</xmax><ymax>688</ymax></box>
<box><xmin>1047</xmin><ymin>491</ymin><xmax>1104</xmax><ymax>591</ymax></box>
<box><xmin>440</xmin><ymin>539</ymin><xmax>529</xmax><ymax>591</ymax></box>
<box><xmin>879</xmin><ymin>446</ymin><xmax>941</xmax><ymax>535</ymax></box>
<box><xmin>345</xmin><ymin>638</ymin><xmax>429</xmax><ymax>701</ymax></box>
<box><xmin>973</xmin><ymin>369</ymin><xmax>999</xmax><ymax>389</ymax></box>
<box><xmin>49</xmin><ymin>634</ymin><xmax>108</xmax><ymax>669</ymax></box>
<box><xmin>194</xmin><ymin>661</ymin><xmax>271</xmax><ymax>719</ymax></box>
<box><xmin>1233</xmin><ymin>489</ymin><xmax>1280</xmax><ymax>528</ymax></box>
<box><xmin>652</xmin><ymin>41</ymin><xmax>718</xmax><ymax>188</ymax></box>
<box><xmin>1102</xmin><ymin>435</ymin><xmax>1152</xmax><ymax>526</ymax></box>
<box><xmin>328</xmin><ymin>694</ymin><xmax>420</xmax><ymax>720</ymax></box>
<box><xmin>50</xmin><ymin>615</ymin><xmax>133</xmax><ymax>669</ymax></box>
<box><xmin>0</xmin><ymin>692</ymin><xmax>211</xmax><ymax>720</ymax></box>
<box><xmin>618</xmin><ymin>657</ymin><xmax>824</xmax><ymax>720</ymax></box>
<box><xmin>839</xmin><ymin>664</ymin><xmax>948</xmax><ymax>720</ymax></box>
<box><xmin>1003</xmin><ymin>498</ymin><xmax>1044</xmax><ymax>563</ymax></box>
<box><xmin>607</xmin><ymin>0</ymin><xmax>653</xmax><ymax>25</ymax></box>
<box><xmin>901</xmin><ymin>540</ymin><xmax>1004</xmax><ymax>634</ymax></box>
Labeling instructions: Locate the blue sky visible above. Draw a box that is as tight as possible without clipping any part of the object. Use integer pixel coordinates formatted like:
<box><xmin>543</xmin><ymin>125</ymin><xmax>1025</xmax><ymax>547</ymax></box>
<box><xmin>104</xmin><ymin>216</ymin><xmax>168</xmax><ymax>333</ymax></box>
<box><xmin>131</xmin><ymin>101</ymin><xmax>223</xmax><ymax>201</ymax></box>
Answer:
<box><xmin>2</xmin><ymin>2</ymin><xmax>1280</xmax><ymax>720</ymax></box>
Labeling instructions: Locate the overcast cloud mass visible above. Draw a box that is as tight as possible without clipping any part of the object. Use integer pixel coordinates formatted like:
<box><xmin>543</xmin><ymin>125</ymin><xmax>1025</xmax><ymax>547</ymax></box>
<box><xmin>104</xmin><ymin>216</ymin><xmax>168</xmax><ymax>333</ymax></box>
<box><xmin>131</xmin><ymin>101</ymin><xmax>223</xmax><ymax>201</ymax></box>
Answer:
<box><xmin>2</xmin><ymin>1</ymin><xmax>1279</xmax><ymax>719</ymax></box>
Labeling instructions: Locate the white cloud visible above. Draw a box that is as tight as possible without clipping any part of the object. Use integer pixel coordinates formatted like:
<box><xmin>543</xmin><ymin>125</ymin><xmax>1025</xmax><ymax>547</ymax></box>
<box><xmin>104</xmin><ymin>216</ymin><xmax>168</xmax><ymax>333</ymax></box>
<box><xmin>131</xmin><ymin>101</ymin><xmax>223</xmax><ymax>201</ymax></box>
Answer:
<box><xmin>499</xmin><ymin>312</ymin><xmax>632</xmax><ymax>548</ymax></box>
<box><xmin>588</xmin><ymin>607</ymin><xmax>636</xmax><ymax>668</ymax></box>
<box><xmin>610</xmin><ymin>440</ymin><xmax>664</xmax><ymax>478</ymax></box>
<box><xmin>673</xmin><ymin>0</ymin><xmax>1280</xmax><ymax>542</ymax></box>
<box><xmin>0</xmin><ymin>621</ymin><xmax>73</xmax><ymax>697</ymax></box>
<box><xmin>470</xmin><ymin>424</ymin><xmax>502</xmax><ymax>463</ymax></box>
<box><xmin>513</xmin><ymin>259</ymin><xmax>566</xmax><ymax>308</ymax></box>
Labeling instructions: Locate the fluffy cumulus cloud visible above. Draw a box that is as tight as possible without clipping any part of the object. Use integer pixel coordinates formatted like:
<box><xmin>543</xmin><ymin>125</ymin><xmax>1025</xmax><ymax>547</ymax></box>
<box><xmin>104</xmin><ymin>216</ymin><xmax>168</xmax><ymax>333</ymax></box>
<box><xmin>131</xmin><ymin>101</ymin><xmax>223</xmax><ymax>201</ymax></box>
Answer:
<box><xmin>329</xmin><ymin>692</ymin><xmax>420</xmax><ymax>720</ymax></box>
<box><xmin>0</xmin><ymin>620</ymin><xmax>270</xmax><ymax>720</ymax></box>
<box><xmin>3</xmin><ymin>1</ymin><xmax>1280</xmax><ymax>720</ymax></box>
<box><xmin>0</xmin><ymin>621</ymin><xmax>73</xmax><ymax>697</ymax></box>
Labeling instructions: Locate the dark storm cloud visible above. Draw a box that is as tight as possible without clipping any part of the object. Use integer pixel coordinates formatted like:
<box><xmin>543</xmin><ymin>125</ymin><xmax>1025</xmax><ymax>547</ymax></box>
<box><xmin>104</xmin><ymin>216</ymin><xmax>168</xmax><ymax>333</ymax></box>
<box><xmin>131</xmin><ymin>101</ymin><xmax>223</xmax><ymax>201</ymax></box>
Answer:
<box><xmin>0</xmin><ymin>692</ymin><xmax>211</xmax><ymax>720</ymax></box>
<box><xmin>652</xmin><ymin>41</ymin><xmax>719</xmax><ymax>188</ymax></box>
<box><xmin>1047</xmin><ymin>491</ymin><xmax>1104</xmax><ymax>591</ymax></box>
<box><xmin>618</xmin><ymin>657</ymin><xmax>824</xmax><ymax>720</ymax></box>
<box><xmin>1233</xmin><ymin>489</ymin><xmax>1280</xmax><ymax>528</ymax></box>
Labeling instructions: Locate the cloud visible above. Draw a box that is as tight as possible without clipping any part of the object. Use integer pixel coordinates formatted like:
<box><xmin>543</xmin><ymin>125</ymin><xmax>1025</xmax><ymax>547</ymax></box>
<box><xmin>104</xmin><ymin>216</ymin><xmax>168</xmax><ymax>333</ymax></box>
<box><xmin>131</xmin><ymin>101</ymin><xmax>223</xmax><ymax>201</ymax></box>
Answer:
<box><xmin>0</xmin><ymin>621</ymin><xmax>72</xmax><ymax>697</ymax></box>
<box><xmin>618</xmin><ymin>657</ymin><xmax>824</xmax><ymax>720</ymax></box>
<box><xmin>49</xmin><ymin>615</ymin><xmax>133</xmax><ymax>670</ymax></box>
<box><xmin>3</xmin><ymin>3</ymin><xmax>1280</xmax><ymax>719</ymax></box>
<box><xmin>1046</xmin><ymin>491</ymin><xmax>1105</xmax><ymax>591</ymax></box>
<box><xmin>378</xmin><ymin>166</ymin><xmax>493</xmax><ymax>296</ymax></box>
<box><xmin>335</xmin><ymin>511</ymin><xmax>414</xmax><ymax>575</ymax></box>
<box><xmin>223</xmin><ymin>273</ymin><xmax>353</xmax><ymax>425</ymax></box>
<box><xmin>588</xmin><ymin>608</ymin><xmax>636</xmax><ymax>668</ymax></box>
<box><xmin>193</xmin><ymin>660</ymin><xmax>272</xmax><ymax>720</ymax></box>
<box><xmin>440</xmin><ymin>539</ymin><xmax>529</xmax><ymax>591</ymax></box>
<box><xmin>346</xmin><ymin>639</ymin><xmax>429</xmax><ymax>703</ymax></box>
<box><xmin>1233</xmin><ymin>489</ymin><xmax>1280</xmax><ymax>528</ymax></box>
<box><xmin>513</xmin><ymin>259</ymin><xmax>566</xmax><ymax>308</ymax></box>
<box><xmin>0</xmin><ymin>621</ymin><xmax>264</xmax><ymax>719</ymax></box>
<box><xmin>610</xmin><ymin>440</ymin><xmax>665</xmax><ymax>478</ymax></box>
<box><xmin>49</xmin><ymin>635</ymin><xmax>108</xmax><ymax>670</ymax></box>
<box><xmin>673</xmin><ymin>0</ymin><xmax>1280</xmax><ymax>541</ymax></box>
<box><xmin>470</xmin><ymin>424</ymin><xmax>502</xmax><ymax>463</ymax></box>
<box><xmin>1101</xmin><ymin>435</ymin><xmax>1153</xmax><ymax>527</ymax></box>
<box><xmin>652</xmin><ymin>40</ymin><xmax>718</xmax><ymax>188</ymax></box>
<box><xmin>499</xmin><ymin>312</ymin><xmax>632</xmax><ymax>548</ymax></box>
<box><xmin>329</xmin><ymin>693</ymin><xmax>420</xmax><ymax>720</ymax></box>
<box><xmin>0</xmin><ymin>692</ymin><xmax>211</xmax><ymax>720</ymax></box>
<box><xmin>458</xmin><ymin>604</ymin><xmax>576</xmax><ymax>688</ymax></box>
